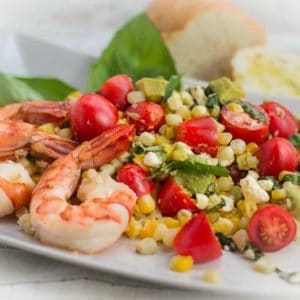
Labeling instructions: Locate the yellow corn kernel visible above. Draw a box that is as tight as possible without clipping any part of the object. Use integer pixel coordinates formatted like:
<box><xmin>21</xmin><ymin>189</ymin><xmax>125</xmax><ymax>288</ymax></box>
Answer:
<box><xmin>38</xmin><ymin>123</ymin><xmax>55</xmax><ymax>134</ymax></box>
<box><xmin>171</xmin><ymin>148</ymin><xmax>188</xmax><ymax>161</ymax></box>
<box><xmin>177</xmin><ymin>209</ymin><xmax>192</xmax><ymax>225</ymax></box>
<box><xmin>153</xmin><ymin>223</ymin><xmax>168</xmax><ymax>241</ymax></box>
<box><xmin>177</xmin><ymin>106</ymin><xmax>192</xmax><ymax>120</ymax></box>
<box><xmin>218</xmin><ymin>132</ymin><xmax>232</xmax><ymax>145</ymax></box>
<box><xmin>253</xmin><ymin>257</ymin><xmax>276</xmax><ymax>274</ymax></box>
<box><xmin>217</xmin><ymin>176</ymin><xmax>234</xmax><ymax>192</ymax></box>
<box><xmin>162</xmin><ymin>228</ymin><xmax>179</xmax><ymax>248</ymax></box>
<box><xmin>133</xmin><ymin>205</ymin><xmax>142</xmax><ymax>218</ymax></box>
<box><xmin>247</xmin><ymin>156</ymin><xmax>259</xmax><ymax>169</ymax></box>
<box><xmin>155</xmin><ymin>135</ymin><xmax>174</xmax><ymax>154</ymax></box>
<box><xmin>271</xmin><ymin>189</ymin><xmax>287</xmax><ymax>200</ymax></box>
<box><xmin>246</xmin><ymin>143</ymin><xmax>259</xmax><ymax>155</ymax></box>
<box><xmin>227</xmin><ymin>102</ymin><xmax>244</xmax><ymax>113</ymax></box>
<box><xmin>225</xmin><ymin>213</ymin><xmax>240</xmax><ymax>233</ymax></box>
<box><xmin>133</xmin><ymin>154</ymin><xmax>147</xmax><ymax>170</ymax></box>
<box><xmin>65</xmin><ymin>91</ymin><xmax>81</xmax><ymax>101</ymax></box>
<box><xmin>206</xmin><ymin>212</ymin><xmax>220</xmax><ymax>224</ymax></box>
<box><xmin>239</xmin><ymin>216</ymin><xmax>249</xmax><ymax>229</ymax></box>
<box><xmin>162</xmin><ymin>217</ymin><xmax>180</xmax><ymax>228</ymax></box>
<box><xmin>236</xmin><ymin>154</ymin><xmax>248</xmax><ymax>170</ymax></box>
<box><xmin>136</xmin><ymin>238</ymin><xmax>158</xmax><ymax>255</ymax></box>
<box><xmin>170</xmin><ymin>255</ymin><xmax>194</xmax><ymax>273</ymax></box>
<box><xmin>125</xmin><ymin>218</ymin><xmax>142</xmax><ymax>239</ymax></box>
<box><xmin>191</xmin><ymin>105</ymin><xmax>208</xmax><ymax>118</ymax></box>
<box><xmin>210</xmin><ymin>105</ymin><xmax>221</xmax><ymax>118</ymax></box>
<box><xmin>137</xmin><ymin>194</ymin><xmax>156</xmax><ymax>215</ymax></box>
<box><xmin>165</xmin><ymin>126</ymin><xmax>176</xmax><ymax>139</ymax></box>
<box><xmin>140</xmin><ymin>219</ymin><xmax>159</xmax><ymax>239</ymax></box>
<box><xmin>212</xmin><ymin>217</ymin><xmax>234</xmax><ymax>235</ymax></box>
<box><xmin>244</xmin><ymin>199</ymin><xmax>258</xmax><ymax>218</ymax></box>
<box><xmin>201</xmin><ymin>269</ymin><xmax>220</xmax><ymax>284</ymax></box>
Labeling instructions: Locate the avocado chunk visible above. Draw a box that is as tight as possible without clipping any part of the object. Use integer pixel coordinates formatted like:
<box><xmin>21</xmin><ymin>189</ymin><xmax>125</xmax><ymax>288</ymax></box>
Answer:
<box><xmin>136</xmin><ymin>77</ymin><xmax>168</xmax><ymax>101</ymax></box>
<box><xmin>174</xmin><ymin>170</ymin><xmax>215</xmax><ymax>195</ymax></box>
<box><xmin>285</xmin><ymin>182</ymin><xmax>300</xmax><ymax>220</ymax></box>
<box><xmin>209</xmin><ymin>77</ymin><xmax>245</xmax><ymax>104</ymax></box>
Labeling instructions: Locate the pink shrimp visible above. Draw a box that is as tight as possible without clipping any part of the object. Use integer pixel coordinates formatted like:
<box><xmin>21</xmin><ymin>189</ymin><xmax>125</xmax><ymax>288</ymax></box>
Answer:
<box><xmin>30</xmin><ymin>125</ymin><xmax>136</xmax><ymax>254</ymax></box>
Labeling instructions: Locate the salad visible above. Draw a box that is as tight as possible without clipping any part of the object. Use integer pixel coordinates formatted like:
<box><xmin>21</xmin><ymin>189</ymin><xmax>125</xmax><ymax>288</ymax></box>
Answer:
<box><xmin>2</xmin><ymin>74</ymin><xmax>299</xmax><ymax>281</ymax></box>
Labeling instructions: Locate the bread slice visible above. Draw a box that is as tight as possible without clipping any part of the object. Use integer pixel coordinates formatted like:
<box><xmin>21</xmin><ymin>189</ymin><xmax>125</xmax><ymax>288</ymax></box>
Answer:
<box><xmin>147</xmin><ymin>0</ymin><xmax>266</xmax><ymax>81</ymax></box>
<box><xmin>231</xmin><ymin>46</ymin><xmax>300</xmax><ymax>97</ymax></box>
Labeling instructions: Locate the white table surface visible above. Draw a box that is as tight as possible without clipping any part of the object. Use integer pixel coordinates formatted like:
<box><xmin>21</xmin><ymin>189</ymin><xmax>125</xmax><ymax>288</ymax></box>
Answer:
<box><xmin>0</xmin><ymin>1</ymin><xmax>299</xmax><ymax>299</ymax></box>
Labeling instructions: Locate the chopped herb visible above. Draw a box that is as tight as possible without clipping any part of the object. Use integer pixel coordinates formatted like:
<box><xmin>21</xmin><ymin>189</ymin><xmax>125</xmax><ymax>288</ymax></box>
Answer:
<box><xmin>232</xmin><ymin>100</ymin><xmax>268</xmax><ymax>123</ymax></box>
<box><xmin>164</xmin><ymin>74</ymin><xmax>182</xmax><ymax>102</ymax></box>
<box><xmin>215</xmin><ymin>232</ymin><xmax>237</xmax><ymax>251</ymax></box>
<box><xmin>206</xmin><ymin>94</ymin><xmax>220</xmax><ymax>108</ymax></box>
<box><xmin>131</xmin><ymin>142</ymin><xmax>163</xmax><ymax>155</ymax></box>
<box><xmin>206</xmin><ymin>197</ymin><xmax>226</xmax><ymax>213</ymax></box>
<box><xmin>281</xmin><ymin>173</ymin><xmax>300</xmax><ymax>185</ymax></box>
<box><xmin>289</xmin><ymin>133</ymin><xmax>300</xmax><ymax>148</ymax></box>
<box><xmin>205</xmin><ymin>183</ymin><xmax>216</xmax><ymax>196</ymax></box>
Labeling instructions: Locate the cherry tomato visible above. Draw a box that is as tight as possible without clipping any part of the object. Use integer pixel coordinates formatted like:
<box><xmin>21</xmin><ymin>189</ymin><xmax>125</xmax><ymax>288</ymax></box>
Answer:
<box><xmin>257</xmin><ymin>137</ymin><xmax>298</xmax><ymax>177</ymax></box>
<box><xmin>261</xmin><ymin>101</ymin><xmax>297</xmax><ymax>138</ymax></box>
<box><xmin>174</xmin><ymin>212</ymin><xmax>222</xmax><ymax>263</ymax></box>
<box><xmin>176</xmin><ymin>116</ymin><xmax>218</xmax><ymax>156</ymax></box>
<box><xmin>157</xmin><ymin>178</ymin><xmax>198</xmax><ymax>217</ymax></box>
<box><xmin>99</xmin><ymin>74</ymin><xmax>134</xmax><ymax>110</ymax></box>
<box><xmin>70</xmin><ymin>93</ymin><xmax>119</xmax><ymax>142</ymax></box>
<box><xmin>248</xmin><ymin>204</ymin><xmax>296</xmax><ymax>252</ymax></box>
<box><xmin>220</xmin><ymin>103</ymin><xmax>269</xmax><ymax>143</ymax></box>
<box><xmin>125</xmin><ymin>102</ymin><xmax>165</xmax><ymax>134</ymax></box>
<box><xmin>116</xmin><ymin>163</ymin><xmax>155</xmax><ymax>197</ymax></box>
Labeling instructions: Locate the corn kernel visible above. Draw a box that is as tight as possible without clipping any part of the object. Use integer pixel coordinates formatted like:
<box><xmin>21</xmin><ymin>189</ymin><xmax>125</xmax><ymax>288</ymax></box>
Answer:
<box><xmin>244</xmin><ymin>199</ymin><xmax>258</xmax><ymax>218</ymax></box>
<box><xmin>236</xmin><ymin>154</ymin><xmax>248</xmax><ymax>170</ymax></box>
<box><xmin>231</xmin><ymin>185</ymin><xmax>243</xmax><ymax>201</ymax></box>
<box><xmin>247</xmin><ymin>170</ymin><xmax>260</xmax><ymax>180</ymax></box>
<box><xmin>212</xmin><ymin>217</ymin><xmax>234</xmax><ymax>235</ymax></box>
<box><xmin>218</xmin><ymin>132</ymin><xmax>232</xmax><ymax>145</ymax></box>
<box><xmin>65</xmin><ymin>91</ymin><xmax>81</xmax><ymax>102</ymax></box>
<box><xmin>133</xmin><ymin>154</ymin><xmax>147</xmax><ymax>170</ymax></box>
<box><xmin>38</xmin><ymin>123</ymin><xmax>55</xmax><ymax>134</ymax></box>
<box><xmin>158</xmin><ymin>124</ymin><xmax>167</xmax><ymax>135</ymax></box>
<box><xmin>100</xmin><ymin>164</ymin><xmax>115</xmax><ymax>176</ymax></box>
<box><xmin>138</xmin><ymin>132</ymin><xmax>156</xmax><ymax>147</ymax></box>
<box><xmin>153</xmin><ymin>223</ymin><xmax>168</xmax><ymax>241</ymax></box>
<box><xmin>253</xmin><ymin>257</ymin><xmax>276</xmax><ymax>274</ymax></box>
<box><xmin>215</xmin><ymin>121</ymin><xmax>225</xmax><ymax>133</ymax></box>
<box><xmin>166</xmin><ymin>114</ymin><xmax>183</xmax><ymax>127</ymax></box>
<box><xmin>232</xmin><ymin>229</ymin><xmax>248</xmax><ymax>252</ymax></box>
<box><xmin>201</xmin><ymin>269</ymin><xmax>220</xmax><ymax>284</ymax></box>
<box><xmin>140</xmin><ymin>219</ymin><xmax>159</xmax><ymax>239</ymax></box>
<box><xmin>246</xmin><ymin>143</ymin><xmax>259</xmax><ymax>155</ymax></box>
<box><xmin>137</xmin><ymin>194</ymin><xmax>156</xmax><ymax>215</ymax></box>
<box><xmin>271</xmin><ymin>189</ymin><xmax>287</xmax><ymax>200</ymax></box>
<box><xmin>170</xmin><ymin>255</ymin><xmax>194</xmax><ymax>273</ymax></box>
<box><xmin>171</xmin><ymin>148</ymin><xmax>188</xmax><ymax>161</ymax></box>
<box><xmin>258</xmin><ymin>179</ymin><xmax>274</xmax><ymax>192</ymax></box>
<box><xmin>118</xmin><ymin>151</ymin><xmax>130</xmax><ymax>163</ymax></box>
<box><xmin>165</xmin><ymin>126</ymin><xmax>176</xmax><ymax>139</ymax></box>
<box><xmin>177</xmin><ymin>209</ymin><xmax>192</xmax><ymax>225</ymax></box>
<box><xmin>230</xmin><ymin>139</ymin><xmax>246</xmax><ymax>155</ymax></box>
<box><xmin>191</xmin><ymin>105</ymin><xmax>209</xmax><ymax>118</ymax></box>
<box><xmin>196</xmin><ymin>194</ymin><xmax>209</xmax><ymax>210</ymax></box>
<box><xmin>246</xmin><ymin>156</ymin><xmax>258</xmax><ymax>169</ymax></box>
<box><xmin>162</xmin><ymin>228</ymin><xmax>179</xmax><ymax>248</ymax></box>
<box><xmin>217</xmin><ymin>146</ymin><xmax>234</xmax><ymax>166</ymax></box>
<box><xmin>136</xmin><ymin>238</ymin><xmax>158</xmax><ymax>255</ymax></box>
<box><xmin>126</xmin><ymin>218</ymin><xmax>142</xmax><ymax>239</ymax></box>
<box><xmin>239</xmin><ymin>216</ymin><xmax>249</xmax><ymax>229</ymax></box>
<box><xmin>180</xmin><ymin>91</ymin><xmax>194</xmax><ymax>106</ymax></box>
<box><xmin>226</xmin><ymin>213</ymin><xmax>240</xmax><ymax>233</ymax></box>
<box><xmin>227</xmin><ymin>102</ymin><xmax>244</xmax><ymax>113</ymax></box>
<box><xmin>217</xmin><ymin>176</ymin><xmax>234</xmax><ymax>192</ymax></box>
<box><xmin>143</xmin><ymin>152</ymin><xmax>162</xmax><ymax>167</ymax></box>
<box><xmin>167</xmin><ymin>92</ymin><xmax>183</xmax><ymax>111</ymax></box>
<box><xmin>127</xmin><ymin>91</ymin><xmax>145</xmax><ymax>104</ymax></box>
<box><xmin>162</xmin><ymin>217</ymin><xmax>180</xmax><ymax>228</ymax></box>
<box><xmin>210</xmin><ymin>105</ymin><xmax>221</xmax><ymax>118</ymax></box>
<box><xmin>220</xmin><ymin>196</ymin><xmax>234</xmax><ymax>212</ymax></box>
<box><xmin>133</xmin><ymin>205</ymin><xmax>142</xmax><ymax>218</ymax></box>
<box><xmin>176</xmin><ymin>106</ymin><xmax>192</xmax><ymax>120</ymax></box>
<box><xmin>190</xmin><ymin>86</ymin><xmax>207</xmax><ymax>105</ymax></box>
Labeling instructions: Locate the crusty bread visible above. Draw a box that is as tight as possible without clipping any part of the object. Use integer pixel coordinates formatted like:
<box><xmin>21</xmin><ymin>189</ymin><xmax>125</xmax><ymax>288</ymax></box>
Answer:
<box><xmin>231</xmin><ymin>46</ymin><xmax>300</xmax><ymax>97</ymax></box>
<box><xmin>147</xmin><ymin>0</ymin><xmax>266</xmax><ymax>81</ymax></box>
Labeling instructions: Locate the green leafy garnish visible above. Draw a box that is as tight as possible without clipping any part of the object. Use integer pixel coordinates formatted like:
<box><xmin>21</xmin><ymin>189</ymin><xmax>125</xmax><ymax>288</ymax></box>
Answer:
<box><xmin>206</xmin><ymin>197</ymin><xmax>226</xmax><ymax>213</ymax></box>
<box><xmin>206</xmin><ymin>94</ymin><xmax>220</xmax><ymax>108</ymax></box>
<box><xmin>87</xmin><ymin>13</ymin><xmax>177</xmax><ymax>91</ymax></box>
<box><xmin>164</xmin><ymin>74</ymin><xmax>182</xmax><ymax>101</ymax></box>
<box><xmin>215</xmin><ymin>232</ymin><xmax>236</xmax><ymax>251</ymax></box>
<box><xmin>281</xmin><ymin>173</ymin><xmax>300</xmax><ymax>185</ymax></box>
<box><xmin>131</xmin><ymin>142</ymin><xmax>163</xmax><ymax>155</ymax></box>
<box><xmin>289</xmin><ymin>133</ymin><xmax>300</xmax><ymax>148</ymax></box>
<box><xmin>245</xmin><ymin>244</ymin><xmax>264</xmax><ymax>261</ymax></box>
<box><xmin>0</xmin><ymin>73</ymin><xmax>76</xmax><ymax>104</ymax></box>
<box><xmin>232</xmin><ymin>100</ymin><xmax>268</xmax><ymax>123</ymax></box>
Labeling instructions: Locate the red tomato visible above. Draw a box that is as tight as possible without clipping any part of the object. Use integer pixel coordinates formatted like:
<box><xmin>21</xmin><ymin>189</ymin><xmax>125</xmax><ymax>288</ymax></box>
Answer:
<box><xmin>176</xmin><ymin>116</ymin><xmax>218</xmax><ymax>156</ymax></box>
<box><xmin>174</xmin><ymin>212</ymin><xmax>222</xmax><ymax>263</ymax></box>
<box><xmin>99</xmin><ymin>74</ymin><xmax>134</xmax><ymax>110</ymax></box>
<box><xmin>248</xmin><ymin>204</ymin><xmax>296</xmax><ymax>252</ymax></box>
<box><xmin>116</xmin><ymin>163</ymin><xmax>155</xmax><ymax>197</ymax></box>
<box><xmin>261</xmin><ymin>101</ymin><xmax>298</xmax><ymax>138</ymax></box>
<box><xmin>70</xmin><ymin>93</ymin><xmax>119</xmax><ymax>142</ymax></box>
<box><xmin>220</xmin><ymin>103</ymin><xmax>269</xmax><ymax>143</ymax></box>
<box><xmin>157</xmin><ymin>178</ymin><xmax>198</xmax><ymax>217</ymax></box>
<box><xmin>257</xmin><ymin>137</ymin><xmax>298</xmax><ymax>177</ymax></box>
<box><xmin>125</xmin><ymin>102</ymin><xmax>165</xmax><ymax>134</ymax></box>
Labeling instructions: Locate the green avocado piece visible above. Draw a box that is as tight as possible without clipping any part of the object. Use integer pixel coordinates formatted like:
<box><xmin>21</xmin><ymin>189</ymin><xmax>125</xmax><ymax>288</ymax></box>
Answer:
<box><xmin>174</xmin><ymin>170</ymin><xmax>215</xmax><ymax>195</ymax></box>
<box><xmin>136</xmin><ymin>77</ymin><xmax>168</xmax><ymax>101</ymax></box>
<box><xmin>209</xmin><ymin>77</ymin><xmax>245</xmax><ymax>104</ymax></box>
<box><xmin>285</xmin><ymin>182</ymin><xmax>300</xmax><ymax>220</ymax></box>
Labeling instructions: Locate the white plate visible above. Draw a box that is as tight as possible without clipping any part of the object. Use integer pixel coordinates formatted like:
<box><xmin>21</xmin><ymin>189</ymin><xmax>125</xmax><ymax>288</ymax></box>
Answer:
<box><xmin>0</xmin><ymin>34</ymin><xmax>300</xmax><ymax>297</ymax></box>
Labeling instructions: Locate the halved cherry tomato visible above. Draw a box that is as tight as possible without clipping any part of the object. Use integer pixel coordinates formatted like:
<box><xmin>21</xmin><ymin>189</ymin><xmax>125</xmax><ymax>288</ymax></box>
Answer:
<box><xmin>176</xmin><ymin>116</ymin><xmax>218</xmax><ymax>156</ymax></box>
<box><xmin>125</xmin><ymin>102</ymin><xmax>165</xmax><ymax>134</ymax></box>
<box><xmin>220</xmin><ymin>103</ymin><xmax>269</xmax><ymax>143</ymax></box>
<box><xmin>116</xmin><ymin>163</ymin><xmax>155</xmax><ymax>197</ymax></box>
<box><xmin>248</xmin><ymin>204</ymin><xmax>296</xmax><ymax>252</ymax></box>
<box><xmin>257</xmin><ymin>137</ymin><xmax>298</xmax><ymax>177</ymax></box>
<box><xmin>157</xmin><ymin>178</ymin><xmax>198</xmax><ymax>217</ymax></box>
<box><xmin>174</xmin><ymin>212</ymin><xmax>222</xmax><ymax>263</ymax></box>
<box><xmin>99</xmin><ymin>74</ymin><xmax>134</xmax><ymax>110</ymax></box>
<box><xmin>70</xmin><ymin>93</ymin><xmax>119</xmax><ymax>142</ymax></box>
<box><xmin>261</xmin><ymin>101</ymin><xmax>297</xmax><ymax>138</ymax></box>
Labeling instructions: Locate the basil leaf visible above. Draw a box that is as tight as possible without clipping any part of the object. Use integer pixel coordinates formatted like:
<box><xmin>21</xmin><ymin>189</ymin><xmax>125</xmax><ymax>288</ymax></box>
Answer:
<box><xmin>206</xmin><ymin>93</ymin><xmax>220</xmax><ymax>108</ymax></box>
<box><xmin>164</xmin><ymin>74</ymin><xmax>182</xmax><ymax>101</ymax></box>
<box><xmin>232</xmin><ymin>100</ymin><xmax>267</xmax><ymax>123</ymax></box>
<box><xmin>0</xmin><ymin>73</ymin><xmax>76</xmax><ymax>104</ymax></box>
<box><xmin>281</xmin><ymin>173</ymin><xmax>300</xmax><ymax>185</ymax></box>
<box><xmin>289</xmin><ymin>133</ymin><xmax>300</xmax><ymax>148</ymax></box>
<box><xmin>88</xmin><ymin>13</ymin><xmax>177</xmax><ymax>91</ymax></box>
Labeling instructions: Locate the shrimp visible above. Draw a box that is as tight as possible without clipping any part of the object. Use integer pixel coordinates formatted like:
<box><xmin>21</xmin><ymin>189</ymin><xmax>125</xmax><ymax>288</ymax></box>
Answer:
<box><xmin>0</xmin><ymin>161</ymin><xmax>34</xmax><ymax>217</ymax></box>
<box><xmin>30</xmin><ymin>124</ymin><xmax>136</xmax><ymax>254</ymax></box>
<box><xmin>0</xmin><ymin>100</ymin><xmax>71</xmax><ymax>125</ymax></box>
<box><xmin>0</xmin><ymin>120</ymin><xmax>77</xmax><ymax>161</ymax></box>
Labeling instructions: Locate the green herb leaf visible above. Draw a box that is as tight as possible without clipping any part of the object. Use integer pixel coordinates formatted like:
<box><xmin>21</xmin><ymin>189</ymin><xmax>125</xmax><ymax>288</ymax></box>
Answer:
<box><xmin>206</xmin><ymin>197</ymin><xmax>226</xmax><ymax>213</ymax></box>
<box><xmin>131</xmin><ymin>142</ymin><xmax>163</xmax><ymax>155</ymax></box>
<box><xmin>289</xmin><ymin>133</ymin><xmax>300</xmax><ymax>148</ymax></box>
<box><xmin>164</xmin><ymin>74</ymin><xmax>182</xmax><ymax>101</ymax></box>
<box><xmin>281</xmin><ymin>173</ymin><xmax>300</xmax><ymax>185</ymax></box>
<box><xmin>87</xmin><ymin>13</ymin><xmax>177</xmax><ymax>91</ymax></box>
<box><xmin>0</xmin><ymin>73</ymin><xmax>76</xmax><ymax>104</ymax></box>
<box><xmin>232</xmin><ymin>100</ymin><xmax>268</xmax><ymax>123</ymax></box>
<box><xmin>245</xmin><ymin>244</ymin><xmax>264</xmax><ymax>261</ymax></box>
<box><xmin>206</xmin><ymin>93</ymin><xmax>220</xmax><ymax>108</ymax></box>
<box><xmin>215</xmin><ymin>232</ymin><xmax>236</xmax><ymax>251</ymax></box>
